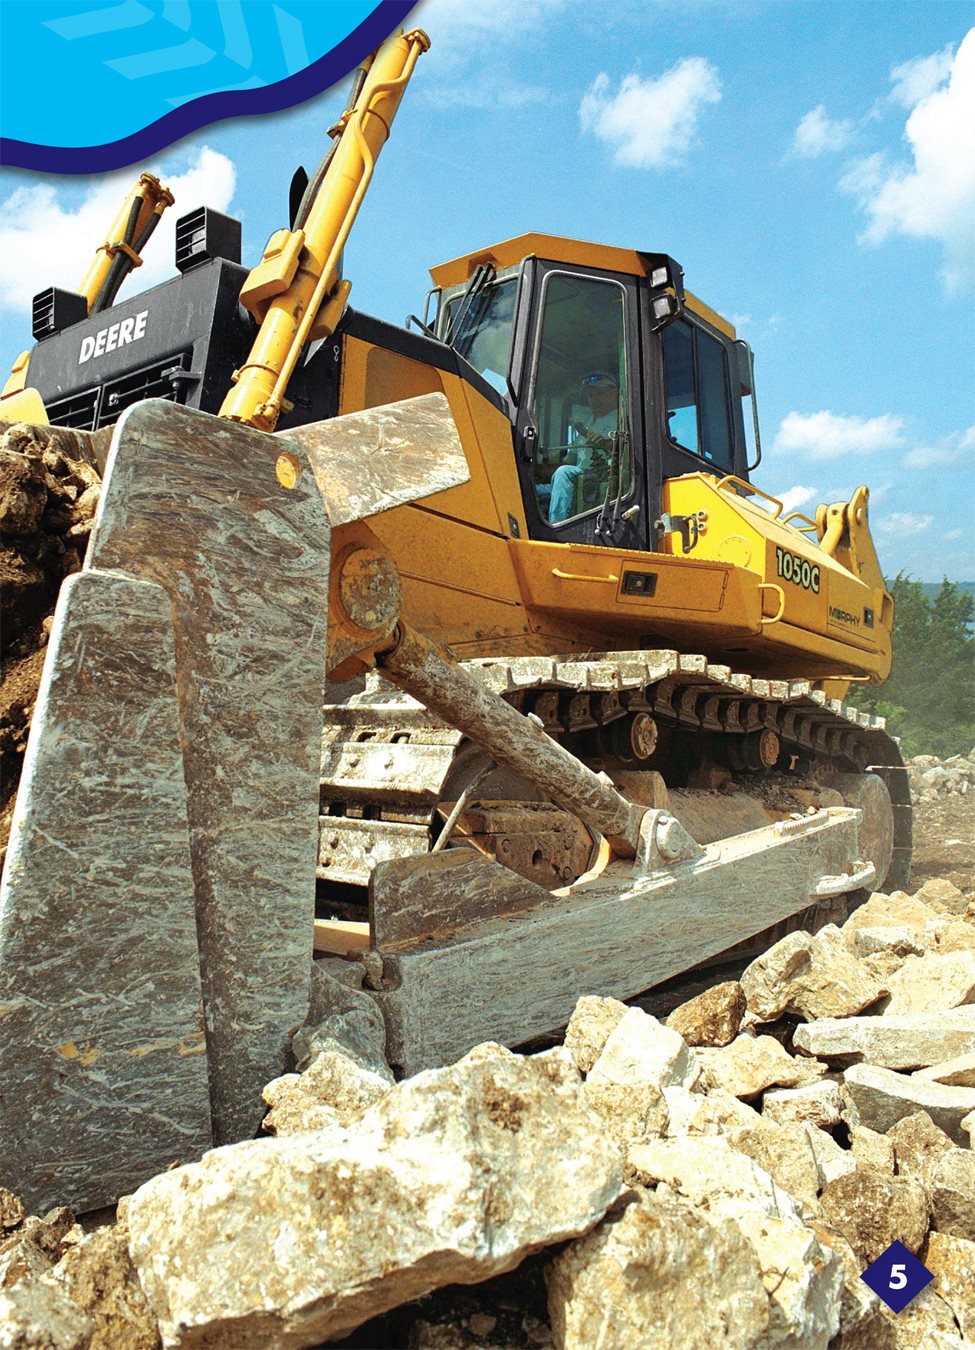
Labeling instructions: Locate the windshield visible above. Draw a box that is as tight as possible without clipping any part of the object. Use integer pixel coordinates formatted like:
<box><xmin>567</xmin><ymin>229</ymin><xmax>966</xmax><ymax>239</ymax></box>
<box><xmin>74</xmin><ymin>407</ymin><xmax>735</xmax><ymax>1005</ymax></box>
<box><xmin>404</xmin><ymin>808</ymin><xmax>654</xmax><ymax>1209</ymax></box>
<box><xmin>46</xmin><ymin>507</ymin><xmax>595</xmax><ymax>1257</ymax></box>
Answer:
<box><xmin>444</xmin><ymin>277</ymin><xmax>517</xmax><ymax>394</ymax></box>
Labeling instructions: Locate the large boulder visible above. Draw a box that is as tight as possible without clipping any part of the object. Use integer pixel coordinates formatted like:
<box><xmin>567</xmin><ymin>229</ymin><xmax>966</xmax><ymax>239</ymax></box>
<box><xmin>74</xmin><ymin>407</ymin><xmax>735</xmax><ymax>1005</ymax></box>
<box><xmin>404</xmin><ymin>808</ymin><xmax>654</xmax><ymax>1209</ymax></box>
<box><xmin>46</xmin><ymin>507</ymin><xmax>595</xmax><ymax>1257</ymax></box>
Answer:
<box><xmin>545</xmin><ymin>1187</ymin><xmax>770</xmax><ymax>1350</ymax></box>
<box><xmin>841</xmin><ymin>1064</ymin><xmax>975</xmax><ymax>1143</ymax></box>
<box><xmin>881</xmin><ymin>951</ymin><xmax>975</xmax><ymax>1016</ymax></box>
<box><xmin>741</xmin><ymin>927</ymin><xmax>886</xmax><ymax>1021</ymax></box>
<box><xmin>697</xmin><ymin>1033</ymin><xmax>824</xmax><ymax>1099</ymax></box>
<box><xmin>793</xmin><ymin>1009</ymin><xmax>975</xmax><ymax>1070</ymax></box>
<box><xmin>126</xmin><ymin>1044</ymin><xmax>623</xmax><ymax>1349</ymax></box>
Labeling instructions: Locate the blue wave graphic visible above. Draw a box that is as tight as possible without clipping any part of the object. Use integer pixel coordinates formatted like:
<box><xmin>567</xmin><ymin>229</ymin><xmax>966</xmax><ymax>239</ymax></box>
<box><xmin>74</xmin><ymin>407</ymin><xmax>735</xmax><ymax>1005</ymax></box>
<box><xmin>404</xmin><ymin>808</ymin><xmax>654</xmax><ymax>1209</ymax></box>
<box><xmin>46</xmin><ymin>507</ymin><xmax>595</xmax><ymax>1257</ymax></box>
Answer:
<box><xmin>1</xmin><ymin>2</ymin><xmax>418</xmax><ymax>173</ymax></box>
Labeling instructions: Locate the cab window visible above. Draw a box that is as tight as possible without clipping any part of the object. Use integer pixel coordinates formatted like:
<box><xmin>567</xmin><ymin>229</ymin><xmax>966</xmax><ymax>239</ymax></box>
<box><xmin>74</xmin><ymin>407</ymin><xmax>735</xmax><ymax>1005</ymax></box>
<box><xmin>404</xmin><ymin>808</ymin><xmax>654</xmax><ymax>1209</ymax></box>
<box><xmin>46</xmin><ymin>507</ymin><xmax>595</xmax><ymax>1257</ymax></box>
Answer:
<box><xmin>663</xmin><ymin>318</ymin><xmax>734</xmax><ymax>471</ymax></box>
<box><xmin>529</xmin><ymin>273</ymin><xmax>631</xmax><ymax>526</ymax></box>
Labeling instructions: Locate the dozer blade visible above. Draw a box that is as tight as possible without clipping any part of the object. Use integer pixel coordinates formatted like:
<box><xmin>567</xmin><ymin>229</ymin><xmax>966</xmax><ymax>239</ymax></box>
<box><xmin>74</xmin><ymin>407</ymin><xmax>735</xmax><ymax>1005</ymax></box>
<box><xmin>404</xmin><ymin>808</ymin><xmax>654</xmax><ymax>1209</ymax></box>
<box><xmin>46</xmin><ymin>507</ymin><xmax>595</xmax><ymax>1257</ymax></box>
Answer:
<box><xmin>0</xmin><ymin>393</ymin><xmax>468</xmax><ymax>1213</ymax></box>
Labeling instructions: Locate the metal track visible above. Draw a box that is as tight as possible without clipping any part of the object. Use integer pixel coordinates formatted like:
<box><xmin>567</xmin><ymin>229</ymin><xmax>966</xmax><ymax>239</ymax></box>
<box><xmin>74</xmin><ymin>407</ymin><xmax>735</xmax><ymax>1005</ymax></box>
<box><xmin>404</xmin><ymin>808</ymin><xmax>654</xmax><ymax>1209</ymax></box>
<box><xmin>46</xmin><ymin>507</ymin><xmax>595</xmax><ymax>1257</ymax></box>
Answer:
<box><xmin>318</xmin><ymin>650</ymin><xmax>912</xmax><ymax>894</ymax></box>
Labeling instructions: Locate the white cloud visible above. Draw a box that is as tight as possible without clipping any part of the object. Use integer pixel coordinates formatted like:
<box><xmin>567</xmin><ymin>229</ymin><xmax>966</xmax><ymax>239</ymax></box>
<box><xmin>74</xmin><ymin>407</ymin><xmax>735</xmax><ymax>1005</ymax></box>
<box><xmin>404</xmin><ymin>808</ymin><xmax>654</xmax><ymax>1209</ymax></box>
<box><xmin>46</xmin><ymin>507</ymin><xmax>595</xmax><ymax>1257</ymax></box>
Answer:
<box><xmin>902</xmin><ymin>424</ymin><xmax>975</xmax><ymax>470</ymax></box>
<box><xmin>875</xmin><ymin>511</ymin><xmax>934</xmax><ymax>538</ymax></box>
<box><xmin>773</xmin><ymin>410</ymin><xmax>906</xmax><ymax>460</ymax></box>
<box><xmin>840</xmin><ymin>29</ymin><xmax>975</xmax><ymax>290</ymax></box>
<box><xmin>774</xmin><ymin>485</ymin><xmax>819</xmax><ymax>516</ymax></box>
<box><xmin>890</xmin><ymin>43</ymin><xmax>957</xmax><ymax>108</ymax></box>
<box><xmin>579</xmin><ymin>58</ymin><xmax>722</xmax><ymax>169</ymax></box>
<box><xmin>0</xmin><ymin>147</ymin><xmax>235</xmax><ymax>316</ymax></box>
<box><xmin>791</xmin><ymin>105</ymin><xmax>854</xmax><ymax>158</ymax></box>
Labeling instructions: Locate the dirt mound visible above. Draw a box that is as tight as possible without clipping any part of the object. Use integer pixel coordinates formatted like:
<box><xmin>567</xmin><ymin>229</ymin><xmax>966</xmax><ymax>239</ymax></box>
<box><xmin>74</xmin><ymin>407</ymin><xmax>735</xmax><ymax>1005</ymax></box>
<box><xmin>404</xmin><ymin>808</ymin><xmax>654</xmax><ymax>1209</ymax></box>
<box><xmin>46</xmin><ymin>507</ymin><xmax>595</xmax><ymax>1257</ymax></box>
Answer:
<box><xmin>0</xmin><ymin>422</ymin><xmax>102</xmax><ymax>868</ymax></box>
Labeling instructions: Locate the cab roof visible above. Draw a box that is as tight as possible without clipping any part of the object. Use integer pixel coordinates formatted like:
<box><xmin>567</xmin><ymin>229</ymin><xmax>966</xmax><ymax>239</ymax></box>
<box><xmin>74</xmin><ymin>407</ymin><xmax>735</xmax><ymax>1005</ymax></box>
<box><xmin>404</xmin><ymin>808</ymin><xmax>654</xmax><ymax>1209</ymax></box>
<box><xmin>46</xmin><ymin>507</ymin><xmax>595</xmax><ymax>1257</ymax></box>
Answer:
<box><xmin>429</xmin><ymin>233</ymin><xmax>735</xmax><ymax>340</ymax></box>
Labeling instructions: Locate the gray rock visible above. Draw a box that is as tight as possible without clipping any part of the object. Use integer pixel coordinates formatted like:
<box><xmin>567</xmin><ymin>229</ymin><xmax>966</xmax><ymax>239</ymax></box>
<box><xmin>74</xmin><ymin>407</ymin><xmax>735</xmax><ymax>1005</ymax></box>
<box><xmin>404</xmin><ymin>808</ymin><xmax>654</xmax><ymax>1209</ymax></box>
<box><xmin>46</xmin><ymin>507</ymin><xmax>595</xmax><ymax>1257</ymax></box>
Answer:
<box><xmin>545</xmin><ymin>1187</ymin><xmax>770</xmax><ymax>1350</ymax></box>
<box><xmin>291</xmin><ymin>960</ymin><xmax>390</xmax><ymax>1076</ymax></box>
<box><xmin>793</xmin><ymin>1009</ymin><xmax>975</xmax><ymax>1070</ymax></box>
<box><xmin>841</xmin><ymin>1063</ymin><xmax>975</xmax><ymax>1143</ymax></box>
<box><xmin>126</xmin><ymin>1044</ymin><xmax>623</xmax><ymax>1349</ymax></box>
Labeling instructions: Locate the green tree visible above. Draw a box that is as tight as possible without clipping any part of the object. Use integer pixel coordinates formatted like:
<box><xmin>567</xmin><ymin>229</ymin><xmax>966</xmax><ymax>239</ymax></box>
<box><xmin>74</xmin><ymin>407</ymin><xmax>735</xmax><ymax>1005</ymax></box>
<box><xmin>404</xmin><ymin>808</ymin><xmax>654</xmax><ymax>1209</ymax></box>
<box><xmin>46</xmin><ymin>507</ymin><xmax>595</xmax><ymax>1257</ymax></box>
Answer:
<box><xmin>850</xmin><ymin>575</ymin><xmax>974</xmax><ymax>757</ymax></box>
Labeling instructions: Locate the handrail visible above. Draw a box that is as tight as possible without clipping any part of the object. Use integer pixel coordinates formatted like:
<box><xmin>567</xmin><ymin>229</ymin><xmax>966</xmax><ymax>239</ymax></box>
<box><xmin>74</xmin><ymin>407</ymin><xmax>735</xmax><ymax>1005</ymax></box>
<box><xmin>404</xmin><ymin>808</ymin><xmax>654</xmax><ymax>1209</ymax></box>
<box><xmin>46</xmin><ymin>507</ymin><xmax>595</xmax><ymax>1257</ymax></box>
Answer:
<box><xmin>758</xmin><ymin>582</ymin><xmax>785</xmax><ymax>624</ymax></box>
<box><xmin>714</xmin><ymin>474</ymin><xmax>783</xmax><ymax>517</ymax></box>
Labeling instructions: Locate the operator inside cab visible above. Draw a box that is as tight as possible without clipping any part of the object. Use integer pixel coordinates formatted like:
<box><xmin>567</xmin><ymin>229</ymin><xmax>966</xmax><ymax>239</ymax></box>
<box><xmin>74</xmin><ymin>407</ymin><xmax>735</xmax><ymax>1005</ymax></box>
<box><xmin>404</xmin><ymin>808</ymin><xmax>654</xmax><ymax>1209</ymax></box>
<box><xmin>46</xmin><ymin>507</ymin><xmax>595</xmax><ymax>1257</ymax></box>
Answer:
<box><xmin>541</xmin><ymin>372</ymin><xmax>619</xmax><ymax>524</ymax></box>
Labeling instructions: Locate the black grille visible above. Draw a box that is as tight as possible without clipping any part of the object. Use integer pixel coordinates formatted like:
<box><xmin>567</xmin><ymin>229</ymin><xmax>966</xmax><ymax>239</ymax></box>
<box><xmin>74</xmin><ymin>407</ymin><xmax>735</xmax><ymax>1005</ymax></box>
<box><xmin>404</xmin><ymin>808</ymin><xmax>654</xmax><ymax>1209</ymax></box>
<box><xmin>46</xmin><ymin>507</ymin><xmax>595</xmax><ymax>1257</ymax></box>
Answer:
<box><xmin>44</xmin><ymin>350</ymin><xmax>193</xmax><ymax>431</ymax></box>
<box><xmin>46</xmin><ymin>387</ymin><xmax>99</xmax><ymax>431</ymax></box>
<box><xmin>98</xmin><ymin>350</ymin><xmax>192</xmax><ymax>426</ymax></box>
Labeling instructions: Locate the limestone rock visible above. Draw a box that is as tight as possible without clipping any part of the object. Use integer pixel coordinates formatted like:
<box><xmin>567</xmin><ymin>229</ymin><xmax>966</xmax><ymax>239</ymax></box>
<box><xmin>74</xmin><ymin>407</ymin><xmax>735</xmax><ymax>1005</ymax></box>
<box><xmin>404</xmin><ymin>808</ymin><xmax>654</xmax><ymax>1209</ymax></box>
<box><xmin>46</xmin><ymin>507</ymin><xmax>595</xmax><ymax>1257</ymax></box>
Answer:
<box><xmin>887</xmin><ymin>1110</ymin><xmax>955</xmax><ymax>1182</ymax></box>
<box><xmin>562</xmin><ymin>996</ymin><xmax>628</xmax><ymax>1074</ymax></box>
<box><xmin>126</xmin><ymin>1044</ymin><xmax>624</xmax><ymax>1349</ymax></box>
<box><xmin>727</xmin><ymin>1121</ymin><xmax>822</xmax><ymax>1212</ymax></box>
<box><xmin>545</xmin><ymin>1187</ymin><xmax>770</xmax><ymax>1350</ymax></box>
<box><xmin>927</xmin><ymin>1149</ymin><xmax>975</xmax><ymax>1241</ymax></box>
<box><xmin>832</xmin><ymin>1287</ymin><xmax>967</xmax><ymax>1348</ymax></box>
<box><xmin>0</xmin><ymin>1191</ymin><xmax>25</xmax><ymax>1231</ymax></box>
<box><xmin>698</xmin><ymin>1032</ymin><xmax>824</xmax><ymax>1099</ymax></box>
<box><xmin>665</xmin><ymin>981</ymin><xmax>745</xmax><ymax>1047</ymax></box>
<box><xmin>739</xmin><ymin>931</ymin><xmax>813</xmax><ymax>1020</ymax></box>
<box><xmin>741</xmin><ymin>927</ymin><xmax>886</xmax><ymax>1021</ymax></box>
<box><xmin>914</xmin><ymin>1052</ymin><xmax>975</xmax><ymax>1088</ymax></box>
<box><xmin>849</xmin><ymin>1127</ymin><xmax>895</xmax><ymax>1175</ymax></box>
<box><xmin>581</xmin><ymin>1081</ymin><xmax>667</xmax><ymax>1150</ymax></box>
<box><xmin>805</xmin><ymin>1220</ymin><xmax>880</xmax><ymax>1337</ymax></box>
<box><xmin>261</xmin><ymin>1046</ymin><xmax>392</xmax><ymax>1135</ymax></box>
<box><xmin>626</xmin><ymin>1136</ymin><xmax>801</xmax><ymax>1220</ymax></box>
<box><xmin>50</xmin><ymin>1227</ymin><xmax>160</xmax><ymax>1350</ymax></box>
<box><xmin>802</xmin><ymin>1121</ymin><xmax>858</xmax><ymax>1189</ymax></box>
<box><xmin>662</xmin><ymin>1085</ymin><xmax>760</xmax><ymax>1138</ymax></box>
<box><xmin>851</xmin><ymin>926</ymin><xmax>925</xmax><ymax>959</ymax></box>
<box><xmin>915</xmin><ymin>877</ymin><xmax>969</xmax><ymax>916</ymax></box>
<box><xmin>841</xmin><ymin>1063</ymin><xmax>975</xmax><ymax>1144</ymax></box>
<box><xmin>818</xmin><ymin>1170</ymin><xmax>929</xmax><ymax>1264</ymax></box>
<box><xmin>962</xmin><ymin>1108</ymin><xmax>975</xmax><ymax>1148</ymax></box>
<box><xmin>587</xmin><ymin>1007</ymin><xmax>699</xmax><ymax>1093</ymax></box>
<box><xmin>925</xmin><ymin>1231</ymin><xmax>975</xmax><ymax>1341</ymax></box>
<box><xmin>881</xmin><ymin>950</ymin><xmax>975</xmax><ymax>1016</ymax></box>
<box><xmin>842</xmin><ymin>890</ymin><xmax>939</xmax><ymax>943</ymax></box>
<box><xmin>930</xmin><ymin>919</ymin><xmax>975</xmax><ymax>958</ymax></box>
<box><xmin>793</xmin><ymin>1009</ymin><xmax>975</xmax><ymax>1070</ymax></box>
<box><xmin>0</xmin><ymin>1279</ymin><xmax>93</xmax><ymax>1350</ymax></box>
<box><xmin>762</xmin><ymin>1079</ymin><xmax>843</xmax><ymax>1130</ymax></box>
<box><xmin>733</xmin><ymin>1209</ymin><xmax>843</xmax><ymax>1348</ymax></box>
<box><xmin>0</xmin><ymin>1211</ymin><xmax>79</xmax><ymax>1290</ymax></box>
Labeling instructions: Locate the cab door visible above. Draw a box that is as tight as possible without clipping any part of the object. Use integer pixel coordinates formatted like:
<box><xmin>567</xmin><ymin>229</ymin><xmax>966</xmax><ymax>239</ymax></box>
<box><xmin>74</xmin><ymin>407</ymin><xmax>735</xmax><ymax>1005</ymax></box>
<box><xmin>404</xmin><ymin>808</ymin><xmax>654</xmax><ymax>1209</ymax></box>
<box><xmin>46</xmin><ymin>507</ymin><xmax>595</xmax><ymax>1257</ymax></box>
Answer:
<box><xmin>515</xmin><ymin>262</ymin><xmax>649</xmax><ymax>551</ymax></box>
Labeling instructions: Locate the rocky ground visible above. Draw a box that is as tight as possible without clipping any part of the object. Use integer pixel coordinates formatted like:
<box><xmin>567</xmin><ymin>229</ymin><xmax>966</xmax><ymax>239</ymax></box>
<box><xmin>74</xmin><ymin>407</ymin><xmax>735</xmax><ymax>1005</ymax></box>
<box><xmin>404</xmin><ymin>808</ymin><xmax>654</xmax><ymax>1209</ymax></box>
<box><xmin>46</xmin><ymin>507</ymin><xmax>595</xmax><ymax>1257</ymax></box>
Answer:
<box><xmin>2</xmin><ymin>870</ymin><xmax>973</xmax><ymax>1350</ymax></box>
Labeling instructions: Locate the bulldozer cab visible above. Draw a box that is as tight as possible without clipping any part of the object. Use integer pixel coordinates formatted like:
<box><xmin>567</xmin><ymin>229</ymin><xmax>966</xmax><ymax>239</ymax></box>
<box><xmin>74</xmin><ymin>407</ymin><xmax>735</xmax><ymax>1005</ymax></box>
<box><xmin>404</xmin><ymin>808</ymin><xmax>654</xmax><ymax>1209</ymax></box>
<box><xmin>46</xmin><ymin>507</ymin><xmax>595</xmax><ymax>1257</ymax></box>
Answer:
<box><xmin>432</xmin><ymin>235</ymin><xmax>752</xmax><ymax>553</ymax></box>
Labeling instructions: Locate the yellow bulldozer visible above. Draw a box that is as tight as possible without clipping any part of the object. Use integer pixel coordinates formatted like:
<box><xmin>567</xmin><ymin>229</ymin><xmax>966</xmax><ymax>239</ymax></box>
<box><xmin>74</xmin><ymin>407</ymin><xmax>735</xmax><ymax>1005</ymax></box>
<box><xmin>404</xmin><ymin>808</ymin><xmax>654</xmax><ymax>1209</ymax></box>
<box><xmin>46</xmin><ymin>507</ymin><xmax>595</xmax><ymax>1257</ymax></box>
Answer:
<box><xmin>0</xmin><ymin>29</ymin><xmax>909</xmax><ymax>1214</ymax></box>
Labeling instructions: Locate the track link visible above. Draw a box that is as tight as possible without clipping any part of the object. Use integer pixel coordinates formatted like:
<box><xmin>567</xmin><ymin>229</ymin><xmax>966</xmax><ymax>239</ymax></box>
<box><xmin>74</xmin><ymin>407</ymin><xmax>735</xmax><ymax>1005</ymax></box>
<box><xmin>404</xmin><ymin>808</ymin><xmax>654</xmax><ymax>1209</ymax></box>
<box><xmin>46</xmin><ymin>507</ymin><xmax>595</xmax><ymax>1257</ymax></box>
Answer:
<box><xmin>319</xmin><ymin>650</ymin><xmax>911</xmax><ymax>894</ymax></box>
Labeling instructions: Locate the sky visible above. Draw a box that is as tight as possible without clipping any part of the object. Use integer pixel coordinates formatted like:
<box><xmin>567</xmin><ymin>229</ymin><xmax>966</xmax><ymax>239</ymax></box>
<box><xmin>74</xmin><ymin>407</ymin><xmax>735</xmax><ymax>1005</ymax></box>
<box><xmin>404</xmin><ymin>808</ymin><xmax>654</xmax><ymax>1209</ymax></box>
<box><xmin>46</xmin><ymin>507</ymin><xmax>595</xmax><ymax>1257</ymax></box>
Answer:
<box><xmin>0</xmin><ymin>0</ymin><xmax>972</xmax><ymax>581</ymax></box>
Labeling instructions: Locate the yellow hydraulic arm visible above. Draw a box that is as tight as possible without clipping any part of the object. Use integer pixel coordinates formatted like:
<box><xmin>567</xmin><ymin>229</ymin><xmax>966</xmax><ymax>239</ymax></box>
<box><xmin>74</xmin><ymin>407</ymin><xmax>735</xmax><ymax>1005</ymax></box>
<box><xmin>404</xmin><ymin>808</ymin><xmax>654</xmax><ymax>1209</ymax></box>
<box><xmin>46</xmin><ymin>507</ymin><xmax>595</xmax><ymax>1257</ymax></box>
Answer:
<box><xmin>2</xmin><ymin>172</ymin><xmax>174</xmax><ymax>415</ymax></box>
<box><xmin>219</xmin><ymin>27</ymin><xmax>429</xmax><ymax>432</ymax></box>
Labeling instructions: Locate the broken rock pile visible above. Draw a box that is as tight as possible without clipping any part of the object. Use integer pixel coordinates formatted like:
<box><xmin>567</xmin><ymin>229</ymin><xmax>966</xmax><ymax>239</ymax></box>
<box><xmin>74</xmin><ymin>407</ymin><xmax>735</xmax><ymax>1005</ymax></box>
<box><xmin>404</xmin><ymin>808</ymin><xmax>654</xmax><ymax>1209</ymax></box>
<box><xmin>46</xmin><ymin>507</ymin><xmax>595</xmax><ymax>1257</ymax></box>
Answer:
<box><xmin>908</xmin><ymin>751</ymin><xmax>975</xmax><ymax>804</ymax></box>
<box><xmin>1</xmin><ymin>877</ymin><xmax>973</xmax><ymax>1349</ymax></box>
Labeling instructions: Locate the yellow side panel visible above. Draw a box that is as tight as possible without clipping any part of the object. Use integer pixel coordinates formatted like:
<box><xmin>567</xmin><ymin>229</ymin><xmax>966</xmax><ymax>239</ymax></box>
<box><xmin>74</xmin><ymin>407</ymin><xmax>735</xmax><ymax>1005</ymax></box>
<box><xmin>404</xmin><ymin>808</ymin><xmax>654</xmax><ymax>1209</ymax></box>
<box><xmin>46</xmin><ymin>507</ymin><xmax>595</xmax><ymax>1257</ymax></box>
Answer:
<box><xmin>340</xmin><ymin>336</ymin><xmax>530</xmax><ymax>538</ymax></box>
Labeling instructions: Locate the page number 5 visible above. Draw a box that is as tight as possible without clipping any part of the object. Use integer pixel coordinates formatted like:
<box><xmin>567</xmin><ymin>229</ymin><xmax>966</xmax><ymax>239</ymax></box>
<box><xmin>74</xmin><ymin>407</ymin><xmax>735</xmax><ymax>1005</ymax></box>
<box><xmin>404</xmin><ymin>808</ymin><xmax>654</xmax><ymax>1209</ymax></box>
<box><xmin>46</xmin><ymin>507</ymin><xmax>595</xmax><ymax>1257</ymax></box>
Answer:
<box><xmin>889</xmin><ymin>1264</ymin><xmax>907</xmax><ymax>1289</ymax></box>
